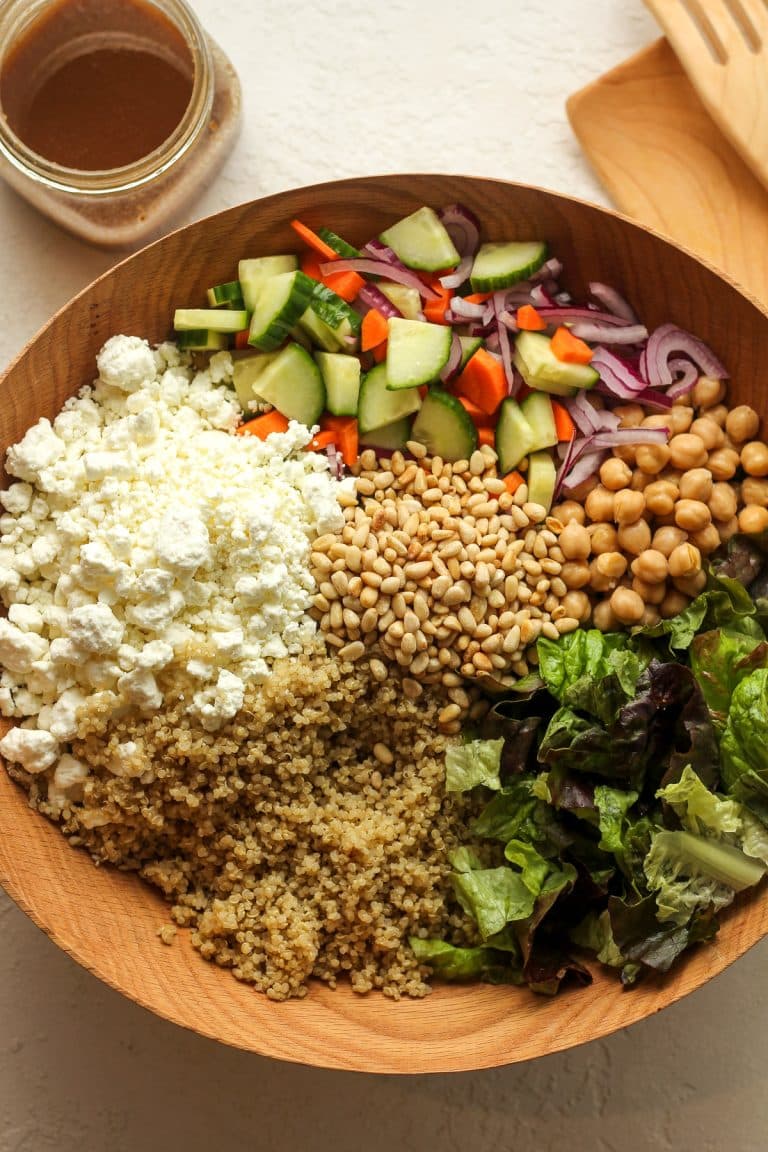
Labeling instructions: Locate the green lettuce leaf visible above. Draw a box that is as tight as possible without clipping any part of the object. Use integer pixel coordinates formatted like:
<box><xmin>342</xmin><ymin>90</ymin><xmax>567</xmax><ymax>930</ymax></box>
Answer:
<box><xmin>537</xmin><ymin>629</ymin><xmax>649</xmax><ymax>714</ymax></box>
<box><xmin>721</xmin><ymin>668</ymin><xmax>768</xmax><ymax>794</ymax></box>
<box><xmin>637</xmin><ymin>572</ymin><xmax>763</xmax><ymax>651</ymax></box>
<box><xmin>503</xmin><ymin>838</ymin><xmax>551</xmax><ymax>894</ymax></box>
<box><xmin>690</xmin><ymin>629</ymin><xmax>768</xmax><ymax>730</ymax></box>
<box><xmin>644</xmin><ymin>829</ymin><xmax>765</xmax><ymax>926</ymax></box>
<box><xmin>594</xmin><ymin>785</ymin><xmax>640</xmax><ymax>855</ymax></box>
<box><xmin>409</xmin><ymin>938</ymin><xmax>510</xmax><ymax>981</ymax></box>
<box><xmin>445</xmin><ymin>737</ymin><xmax>504</xmax><ymax>793</ymax></box>
<box><xmin>452</xmin><ymin>866</ymin><xmax>536</xmax><ymax>939</ymax></box>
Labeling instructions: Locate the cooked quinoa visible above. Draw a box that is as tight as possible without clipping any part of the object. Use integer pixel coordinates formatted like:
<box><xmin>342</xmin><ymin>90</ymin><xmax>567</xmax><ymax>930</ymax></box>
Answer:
<box><xmin>22</xmin><ymin>649</ymin><xmax>478</xmax><ymax>1000</ymax></box>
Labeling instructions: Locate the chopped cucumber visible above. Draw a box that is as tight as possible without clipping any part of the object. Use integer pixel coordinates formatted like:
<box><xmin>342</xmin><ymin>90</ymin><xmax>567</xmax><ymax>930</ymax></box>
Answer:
<box><xmin>308</xmin><ymin>281</ymin><xmax>362</xmax><ymax>340</ymax></box>
<box><xmin>411</xmin><ymin>389</ymin><xmax>478</xmax><ymax>462</ymax></box>
<box><xmin>207</xmin><ymin>280</ymin><xmax>245</xmax><ymax>309</ymax></box>
<box><xmin>470</xmin><ymin>241</ymin><xmax>547</xmax><ymax>292</ymax></box>
<box><xmin>386</xmin><ymin>318</ymin><xmax>453</xmax><ymax>391</ymax></box>
<box><xmin>519</xmin><ymin>391</ymin><xmax>557</xmax><ymax>453</ymax></box>
<box><xmin>359</xmin><ymin>416</ymin><xmax>411</xmax><ymax>451</ymax></box>
<box><xmin>252</xmin><ymin>342</ymin><xmax>325</xmax><ymax>426</ymax></box>
<box><xmin>513</xmin><ymin>330</ymin><xmax>599</xmax><ymax>395</ymax></box>
<box><xmin>174</xmin><ymin>308</ymin><xmax>249</xmax><ymax>334</ymax></box>
<box><xmin>315</xmin><ymin>351</ymin><xmax>361</xmax><ymax>416</ymax></box>
<box><xmin>239</xmin><ymin>255</ymin><xmax>298</xmax><ymax>312</ymax></box>
<box><xmin>248</xmin><ymin>271</ymin><xmax>315</xmax><ymax>352</ymax></box>
<box><xmin>298</xmin><ymin>308</ymin><xmax>341</xmax><ymax>351</ymax></box>
<box><xmin>495</xmin><ymin>398</ymin><xmax>537</xmax><ymax>475</ymax></box>
<box><xmin>527</xmin><ymin>450</ymin><xmax>557</xmax><ymax>512</ymax></box>
<box><xmin>379</xmin><ymin>206</ymin><xmax>460</xmax><ymax>272</ymax></box>
<box><xmin>379</xmin><ymin>282</ymin><xmax>423</xmax><ymax>320</ymax></box>
<box><xmin>317</xmin><ymin>227</ymin><xmax>361</xmax><ymax>258</ymax></box>
<box><xmin>175</xmin><ymin>329</ymin><xmax>229</xmax><ymax>351</ymax></box>
<box><xmin>233</xmin><ymin>352</ymin><xmax>279</xmax><ymax>410</ymax></box>
<box><xmin>458</xmin><ymin>335</ymin><xmax>483</xmax><ymax>371</ymax></box>
<box><xmin>358</xmin><ymin>364</ymin><xmax>421</xmax><ymax>435</ymax></box>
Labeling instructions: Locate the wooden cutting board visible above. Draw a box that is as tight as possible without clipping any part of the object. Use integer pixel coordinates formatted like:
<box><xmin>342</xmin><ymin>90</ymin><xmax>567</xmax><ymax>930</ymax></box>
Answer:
<box><xmin>567</xmin><ymin>37</ymin><xmax>768</xmax><ymax>304</ymax></box>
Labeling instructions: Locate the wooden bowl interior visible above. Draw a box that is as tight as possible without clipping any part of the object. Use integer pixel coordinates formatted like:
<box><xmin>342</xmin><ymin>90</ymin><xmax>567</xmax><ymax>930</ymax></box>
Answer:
<box><xmin>1</xmin><ymin>174</ymin><xmax>767</xmax><ymax>1073</ymax></box>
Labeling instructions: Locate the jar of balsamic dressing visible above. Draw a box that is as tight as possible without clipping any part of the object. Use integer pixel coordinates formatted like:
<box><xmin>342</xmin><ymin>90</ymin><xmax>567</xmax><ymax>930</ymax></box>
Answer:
<box><xmin>0</xmin><ymin>0</ymin><xmax>241</xmax><ymax>248</ymax></box>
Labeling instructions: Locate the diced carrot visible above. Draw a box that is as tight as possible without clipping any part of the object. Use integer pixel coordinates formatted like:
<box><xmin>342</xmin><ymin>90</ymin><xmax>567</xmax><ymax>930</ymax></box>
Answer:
<box><xmin>319</xmin><ymin>415</ymin><xmax>359</xmax><ymax>467</ymax></box>
<box><xmin>551</xmin><ymin>399</ymin><xmax>575</xmax><ymax>442</ymax></box>
<box><xmin>463</xmin><ymin>292</ymin><xmax>493</xmax><ymax>304</ymax></box>
<box><xmin>361</xmin><ymin>308</ymin><xmax>389</xmax><ymax>351</ymax></box>
<box><xmin>516</xmin><ymin>304</ymin><xmax>547</xmax><ymax>332</ymax></box>
<box><xmin>301</xmin><ymin>251</ymin><xmax>363</xmax><ymax>303</ymax></box>
<box><xmin>306</xmin><ymin>429</ymin><xmax>337</xmax><ymax>452</ymax></box>
<box><xmin>477</xmin><ymin>427</ymin><xmax>495</xmax><ymax>448</ymax></box>
<box><xmin>453</xmin><ymin>347</ymin><xmax>507</xmax><ymax>415</ymax></box>
<box><xmin>290</xmin><ymin>219</ymin><xmax>337</xmax><ymax>260</ymax></box>
<box><xmin>234</xmin><ymin>328</ymin><xmax>250</xmax><ymax>349</ymax></box>
<box><xmin>457</xmin><ymin>395</ymin><xmax>495</xmax><ymax>428</ymax></box>
<box><xmin>551</xmin><ymin>325</ymin><xmax>593</xmax><ymax>365</ymax></box>
<box><xmin>235</xmin><ymin>411</ymin><xmax>289</xmax><ymax>438</ymax></box>
<box><xmin>503</xmin><ymin>470</ymin><xmax>525</xmax><ymax>494</ymax></box>
<box><xmin>372</xmin><ymin>341</ymin><xmax>388</xmax><ymax>363</ymax></box>
<box><xmin>301</xmin><ymin>252</ymin><xmax>323</xmax><ymax>279</ymax></box>
<box><xmin>423</xmin><ymin>281</ymin><xmax>452</xmax><ymax>325</ymax></box>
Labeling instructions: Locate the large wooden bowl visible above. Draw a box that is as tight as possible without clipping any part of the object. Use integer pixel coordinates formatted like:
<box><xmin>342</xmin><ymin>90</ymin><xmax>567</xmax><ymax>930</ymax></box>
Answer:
<box><xmin>1</xmin><ymin>175</ymin><xmax>767</xmax><ymax>1074</ymax></box>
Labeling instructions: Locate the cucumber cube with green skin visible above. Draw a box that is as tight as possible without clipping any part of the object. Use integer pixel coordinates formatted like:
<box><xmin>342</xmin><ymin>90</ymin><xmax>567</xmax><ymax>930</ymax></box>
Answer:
<box><xmin>176</xmin><ymin>329</ymin><xmax>229</xmax><ymax>351</ymax></box>
<box><xmin>253</xmin><ymin>342</ymin><xmax>326</xmax><ymax>426</ymax></box>
<box><xmin>519</xmin><ymin>391</ymin><xmax>558</xmax><ymax>453</ymax></box>
<box><xmin>470</xmin><ymin>241</ymin><xmax>548</xmax><ymax>292</ymax></box>
<box><xmin>248</xmin><ymin>271</ymin><xmax>315</xmax><ymax>352</ymax></box>
<box><xmin>385</xmin><ymin>318</ymin><xmax>453</xmax><ymax>391</ymax></box>
<box><xmin>458</xmin><ymin>335</ymin><xmax>483</xmax><ymax>371</ymax></box>
<box><xmin>359</xmin><ymin>416</ymin><xmax>412</xmax><ymax>452</ymax></box>
<box><xmin>239</xmin><ymin>255</ymin><xmax>298</xmax><ymax>312</ymax></box>
<box><xmin>513</xmin><ymin>330</ymin><xmax>599</xmax><ymax>396</ymax></box>
<box><xmin>410</xmin><ymin>390</ymin><xmax>478</xmax><ymax>463</ymax></box>
<box><xmin>379</xmin><ymin>206</ymin><xmax>460</xmax><ymax>272</ymax></box>
<box><xmin>207</xmin><ymin>280</ymin><xmax>245</xmax><ymax>309</ymax></box>
<box><xmin>495</xmin><ymin>397</ymin><xmax>537</xmax><ymax>476</ymax></box>
<box><xmin>298</xmin><ymin>307</ymin><xmax>342</xmax><ymax>351</ymax></box>
<box><xmin>315</xmin><ymin>352</ymin><xmax>361</xmax><ymax>416</ymax></box>
<box><xmin>233</xmin><ymin>352</ymin><xmax>279</xmax><ymax>410</ymax></box>
<box><xmin>527</xmin><ymin>450</ymin><xmax>557</xmax><ymax>513</ymax></box>
<box><xmin>317</xmin><ymin>227</ymin><xmax>361</xmax><ymax>258</ymax></box>
<box><xmin>379</xmin><ymin>283</ymin><xmax>423</xmax><ymax>320</ymax></box>
<box><xmin>358</xmin><ymin>364</ymin><xmax>421</xmax><ymax>435</ymax></box>
<box><xmin>174</xmin><ymin>308</ymin><xmax>249</xmax><ymax>333</ymax></box>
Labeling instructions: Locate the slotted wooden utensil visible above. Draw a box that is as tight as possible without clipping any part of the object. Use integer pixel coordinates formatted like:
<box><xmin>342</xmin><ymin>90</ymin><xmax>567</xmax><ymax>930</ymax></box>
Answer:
<box><xmin>643</xmin><ymin>0</ymin><xmax>768</xmax><ymax>190</ymax></box>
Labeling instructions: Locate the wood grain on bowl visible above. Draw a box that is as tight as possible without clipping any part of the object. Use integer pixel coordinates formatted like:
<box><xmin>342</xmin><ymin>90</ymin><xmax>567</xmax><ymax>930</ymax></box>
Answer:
<box><xmin>1</xmin><ymin>175</ymin><xmax>768</xmax><ymax>1073</ymax></box>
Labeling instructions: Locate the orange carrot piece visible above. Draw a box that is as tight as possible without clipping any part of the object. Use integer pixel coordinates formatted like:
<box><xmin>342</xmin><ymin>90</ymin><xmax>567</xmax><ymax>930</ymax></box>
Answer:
<box><xmin>423</xmin><ymin>281</ymin><xmax>451</xmax><ymax>325</ymax></box>
<box><xmin>301</xmin><ymin>252</ymin><xmax>323</xmax><ymax>279</ymax></box>
<box><xmin>551</xmin><ymin>399</ymin><xmax>575</xmax><ymax>442</ymax></box>
<box><xmin>477</xmin><ymin>427</ymin><xmax>495</xmax><ymax>448</ymax></box>
<box><xmin>463</xmin><ymin>291</ymin><xmax>493</xmax><ymax>304</ymax></box>
<box><xmin>361</xmin><ymin>308</ymin><xmax>389</xmax><ymax>351</ymax></box>
<box><xmin>234</xmin><ymin>328</ymin><xmax>251</xmax><ymax>350</ymax></box>
<box><xmin>503</xmin><ymin>470</ymin><xmax>525</xmax><ymax>494</ymax></box>
<box><xmin>453</xmin><ymin>347</ymin><xmax>507</xmax><ymax>415</ymax></box>
<box><xmin>516</xmin><ymin>304</ymin><xmax>547</xmax><ymax>332</ymax></box>
<box><xmin>300</xmin><ymin>251</ymin><xmax>363</xmax><ymax>303</ymax></box>
<box><xmin>306</xmin><ymin>429</ymin><xmax>337</xmax><ymax>452</ymax></box>
<box><xmin>319</xmin><ymin>415</ymin><xmax>359</xmax><ymax>467</ymax></box>
<box><xmin>551</xmin><ymin>325</ymin><xmax>593</xmax><ymax>365</ymax></box>
<box><xmin>457</xmin><ymin>395</ymin><xmax>495</xmax><ymax>428</ymax></box>
<box><xmin>235</xmin><ymin>411</ymin><xmax>289</xmax><ymax>438</ymax></box>
<box><xmin>290</xmin><ymin>219</ymin><xmax>337</xmax><ymax>260</ymax></box>
<box><xmin>372</xmin><ymin>341</ymin><xmax>388</xmax><ymax>363</ymax></box>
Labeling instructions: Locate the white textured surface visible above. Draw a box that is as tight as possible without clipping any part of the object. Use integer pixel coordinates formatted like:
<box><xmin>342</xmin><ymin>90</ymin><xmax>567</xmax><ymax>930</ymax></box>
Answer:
<box><xmin>1</xmin><ymin>2</ymin><xmax>767</xmax><ymax>1148</ymax></box>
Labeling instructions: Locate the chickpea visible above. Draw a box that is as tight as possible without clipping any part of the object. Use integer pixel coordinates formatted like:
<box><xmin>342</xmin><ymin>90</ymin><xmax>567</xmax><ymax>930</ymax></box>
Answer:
<box><xmin>678</xmin><ymin>468</ymin><xmax>713</xmax><ymax>502</ymax></box>
<box><xmin>726</xmin><ymin>405</ymin><xmax>760</xmax><ymax>444</ymax></box>
<box><xmin>674</xmin><ymin>570</ymin><xmax>708</xmax><ymax>597</ymax></box>
<box><xmin>741</xmin><ymin>441</ymin><xmax>768</xmax><ymax>477</ymax></box>
<box><xmin>652</xmin><ymin>525</ymin><xmax>688</xmax><ymax>556</ymax></box>
<box><xmin>632</xmin><ymin>576</ymin><xmax>667</xmax><ymax>605</ymax></box>
<box><xmin>718</xmin><ymin>516</ymin><xmax>740</xmax><ymax>543</ymax></box>
<box><xmin>669</xmin><ymin>433</ymin><xmax>708</xmax><ymax>470</ymax></box>
<box><xmin>635</xmin><ymin>442</ymin><xmax>672</xmax><ymax>475</ymax></box>
<box><xmin>690</xmin><ymin>523</ymin><xmax>722</xmax><ymax>554</ymax></box>
<box><xmin>630</xmin><ymin>470</ymin><xmax>651</xmax><ymax>492</ymax></box>
<box><xmin>613</xmin><ymin>444</ymin><xmax>637</xmax><ymax>466</ymax></box>
<box><xmin>568</xmin><ymin>475</ymin><xmax>598</xmax><ymax>502</ymax></box>
<box><xmin>660</xmin><ymin>588</ymin><xmax>690</xmax><ymax>619</ymax></box>
<box><xmin>640</xmin><ymin>606</ymin><xmax>661</xmax><ymax>628</ymax></box>
<box><xmin>595</xmin><ymin>551</ymin><xmax>628</xmax><ymax>580</ymax></box>
<box><xmin>674</xmin><ymin>498</ymin><xmax>712</xmax><ymax>532</ymax></box>
<box><xmin>668</xmin><ymin>542</ymin><xmax>702</xmax><ymax>579</ymax></box>
<box><xmin>708</xmin><ymin>482</ymin><xmax>738</xmax><ymax>521</ymax></box>
<box><xmin>692</xmin><ymin>375</ymin><xmax>725</xmax><ymax>409</ymax></box>
<box><xmin>600</xmin><ymin>457</ymin><xmax>633</xmax><ymax>491</ymax></box>
<box><xmin>644</xmin><ymin>480</ymin><xmax>678</xmax><ymax>517</ymax></box>
<box><xmin>738</xmin><ymin>505</ymin><xmax>768</xmax><ymax>534</ymax></box>
<box><xmin>552</xmin><ymin>500</ymin><xmax>586</xmax><ymax>526</ymax></box>
<box><xmin>707</xmin><ymin>404</ymin><xmax>729</xmax><ymax>427</ymax></box>
<box><xmin>585</xmin><ymin>485</ymin><xmax>616</xmax><ymax>523</ymax></box>
<box><xmin>562</xmin><ymin>590</ymin><xmax>591</xmax><ymax>622</ymax></box>
<box><xmin>560</xmin><ymin>561</ymin><xmax>591</xmax><ymax>589</ymax></box>
<box><xmin>589</xmin><ymin>522</ymin><xmax>619</xmax><ymax>554</ymax></box>
<box><xmin>673</xmin><ymin>389</ymin><xmax>694</xmax><ymax>406</ymax></box>
<box><xmin>688</xmin><ymin>417</ymin><xmax>724</xmax><ymax>451</ymax></box>
<box><xmin>614</xmin><ymin>403</ymin><xmax>645</xmax><ymax>428</ymax></box>
<box><xmin>610</xmin><ymin>586</ymin><xmax>645</xmax><ymax>624</ymax></box>
<box><xmin>667</xmin><ymin>406</ymin><xmax>694</xmax><ymax>435</ymax></box>
<box><xmin>589</xmin><ymin>558</ymin><xmax>618</xmax><ymax>592</ymax></box>
<box><xmin>631</xmin><ymin>549</ymin><xmax>668</xmax><ymax>584</ymax></box>
<box><xmin>707</xmin><ymin>447</ymin><xmax>741</xmax><ymax>481</ymax></box>
<box><xmin>613</xmin><ymin>488</ymin><xmax>646</xmax><ymax>525</ymax></box>
<box><xmin>741</xmin><ymin>477</ymin><xmax>768</xmax><ymax>507</ymax></box>
<box><xmin>593</xmin><ymin>600</ymin><xmax>619</xmax><ymax>632</ymax></box>
<box><xmin>641</xmin><ymin>413</ymin><xmax>671</xmax><ymax>430</ymax></box>
<box><xmin>617</xmin><ymin>519</ymin><xmax>652</xmax><ymax>555</ymax></box>
<box><xmin>558</xmin><ymin>520</ymin><xmax>591</xmax><ymax>561</ymax></box>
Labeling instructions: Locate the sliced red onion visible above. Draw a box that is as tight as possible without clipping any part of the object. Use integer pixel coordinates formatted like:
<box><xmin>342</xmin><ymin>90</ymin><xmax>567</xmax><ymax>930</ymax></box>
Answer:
<box><xmin>554</xmin><ymin>291</ymin><xmax>573</xmax><ymax>305</ymax></box>
<box><xmin>485</xmin><ymin>330</ymin><xmax>501</xmax><ymax>354</ymax></box>
<box><xmin>326</xmin><ymin>442</ymin><xmax>345</xmax><ymax>480</ymax></box>
<box><xmin>493</xmin><ymin>291</ymin><xmax>520</xmax><ymax>395</ymax></box>
<box><xmin>320</xmin><ymin>258</ymin><xmax>441</xmax><ymax>301</ymax></box>
<box><xmin>357</xmin><ymin>282</ymin><xmax>402</xmax><ymax>319</ymax></box>
<box><xmin>449</xmin><ymin>296</ymin><xmax>487</xmax><ymax>320</ymax></box>
<box><xmin>591</xmin><ymin>347</ymin><xmax>648</xmax><ymax>399</ymax></box>
<box><xmin>569</xmin><ymin>321</ymin><xmax>648</xmax><ymax>344</ymax></box>
<box><xmin>535</xmin><ymin>306</ymin><xmax>629</xmax><ymax>327</ymax></box>
<box><xmin>666</xmin><ymin>357</ymin><xmax>699</xmax><ymax>399</ymax></box>
<box><xmin>497</xmin><ymin>309</ymin><xmax>518</xmax><ymax>332</ymax></box>
<box><xmin>532</xmin><ymin>258</ymin><xmax>563</xmax><ymax>283</ymax></box>
<box><xmin>642</xmin><ymin>323</ymin><xmax>729</xmax><ymax>390</ymax></box>
<box><xmin>530</xmin><ymin>284</ymin><xmax>556</xmax><ymax>307</ymax></box>
<box><xmin>587</xmin><ymin>427</ymin><xmax>668</xmax><ymax>450</ymax></box>
<box><xmin>561</xmin><ymin>450</ymin><xmax>608</xmax><ymax>494</ymax></box>
<box><xmin>438</xmin><ymin>204</ymin><xmax>481</xmax><ymax>290</ymax></box>
<box><xmin>564</xmin><ymin>393</ymin><xmax>619</xmax><ymax>435</ymax></box>
<box><xmin>440</xmin><ymin>332</ymin><xmax>463</xmax><ymax>383</ymax></box>
<box><xmin>588</xmin><ymin>282</ymin><xmax>638</xmax><ymax>323</ymax></box>
<box><xmin>633</xmin><ymin>387</ymin><xmax>673</xmax><ymax>409</ymax></box>
<box><xmin>364</xmin><ymin>239</ymin><xmax>404</xmax><ymax>266</ymax></box>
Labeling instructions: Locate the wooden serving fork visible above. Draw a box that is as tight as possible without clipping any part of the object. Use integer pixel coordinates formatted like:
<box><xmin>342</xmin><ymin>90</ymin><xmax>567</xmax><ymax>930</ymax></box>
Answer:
<box><xmin>643</xmin><ymin>0</ymin><xmax>768</xmax><ymax>191</ymax></box>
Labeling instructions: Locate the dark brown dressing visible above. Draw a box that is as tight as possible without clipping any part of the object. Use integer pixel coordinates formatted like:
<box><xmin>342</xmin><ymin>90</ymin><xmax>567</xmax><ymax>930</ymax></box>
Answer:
<box><xmin>0</xmin><ymin>0</ymin><xmax>194</xmax><ymax>171</ymax></box>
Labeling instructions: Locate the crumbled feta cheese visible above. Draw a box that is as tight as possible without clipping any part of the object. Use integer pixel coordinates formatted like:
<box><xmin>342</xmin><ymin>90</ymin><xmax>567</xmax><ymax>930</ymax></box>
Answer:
<box><xmin>96</xmin><ymin>335</ymin><xmax>157</xmax><ymax>391</ymax></box>
<box><xmin>0</xmin><ymin>727</ymin><xmax>59</xmax><ymax>773</ymax></box>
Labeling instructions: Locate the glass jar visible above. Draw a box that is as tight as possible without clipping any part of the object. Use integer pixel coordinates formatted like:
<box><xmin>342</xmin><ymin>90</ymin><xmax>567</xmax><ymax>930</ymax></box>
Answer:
<box><xmin>0</xmin><ymin>0</ymin><xmax>241</xmax><ymax>249</ymax></box>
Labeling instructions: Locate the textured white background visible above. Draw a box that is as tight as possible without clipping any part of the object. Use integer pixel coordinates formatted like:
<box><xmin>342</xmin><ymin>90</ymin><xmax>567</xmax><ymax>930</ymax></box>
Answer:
<box><xmin>1</xmin><ymin>2</ymin><xmax>767</xmax><ymax>1149</ymax></box>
